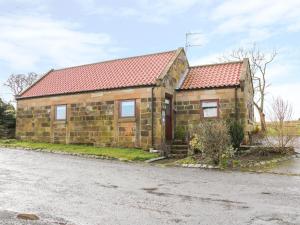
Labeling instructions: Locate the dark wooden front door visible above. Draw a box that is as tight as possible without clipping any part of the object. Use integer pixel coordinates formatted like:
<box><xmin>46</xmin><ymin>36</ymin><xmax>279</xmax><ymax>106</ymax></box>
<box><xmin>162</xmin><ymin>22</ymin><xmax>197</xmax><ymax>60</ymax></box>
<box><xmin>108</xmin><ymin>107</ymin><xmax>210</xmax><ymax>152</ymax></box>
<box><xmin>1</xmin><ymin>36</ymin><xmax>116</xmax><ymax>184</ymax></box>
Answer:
<box><xmin>165</xmin><ymin>95</ymin><xmax>172</xmax><ymax>141</ymax></box>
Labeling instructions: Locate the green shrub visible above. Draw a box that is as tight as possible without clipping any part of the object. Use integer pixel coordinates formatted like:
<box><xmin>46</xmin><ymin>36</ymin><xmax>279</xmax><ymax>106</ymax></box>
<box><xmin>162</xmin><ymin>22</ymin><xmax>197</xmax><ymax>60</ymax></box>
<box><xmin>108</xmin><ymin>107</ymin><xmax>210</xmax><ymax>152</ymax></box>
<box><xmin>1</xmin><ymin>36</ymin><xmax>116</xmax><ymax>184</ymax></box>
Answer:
<box><xmin>0</xmin><ymin>99</ymin><xmax>16</xmax><ymax>139</ymax></box>
<box><xmin>228</xmin><ymin>120</ymin><xmax>244</xmax><ymax>149</ymax></box>
<box><xmin>220</xmin><ymin>145</ymin><xmax>237</xmax><ymax>168</ymax></box>
<box><xmin>252</xmin><ymin>124</ymin><xmax>260</xmax><ymax>134</ymax></box>
<box><xmin>189</xmin><ymin>134</ymin><xmax>203</xmax><ymax>155</ymax></box>
<box><xmin>232</xmin><ymin>160</ymin><xmax>241</xmax><ymax>168</ymax></box>
<box><xmin>174</xmin><ymin>126</ymin><xmax>186</xmax><ymax>141</ymax></box>
<box><xmin>189</xmin><ymin>120</ymin><xmax>232</xmax><ymax>165</ymax></box>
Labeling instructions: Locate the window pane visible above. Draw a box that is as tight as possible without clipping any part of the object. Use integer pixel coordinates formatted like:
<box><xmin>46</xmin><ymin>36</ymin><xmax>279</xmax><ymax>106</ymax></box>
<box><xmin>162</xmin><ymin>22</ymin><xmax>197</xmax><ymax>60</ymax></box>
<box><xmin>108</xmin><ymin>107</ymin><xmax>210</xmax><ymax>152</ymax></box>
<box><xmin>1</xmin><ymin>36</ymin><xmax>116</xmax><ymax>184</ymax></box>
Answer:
<box><xmin>202</xmin><ymin>101</ymin><xmax>217</xmax><ymax>108</ymax></box>
<box><xmin>203</xmin><ymin>108</ymin><xmax>218</xmax><ymax>118</ymax></box>
<box><xmin>121</xmin><ymin>101</ymin><xmax>135</xmax><ymax>117</ymax></box>
<box><xmin>56</xmin><ymin>105</ymin><xmax>66</xmax><ymax>120</ymax></box>
<box><xmin>165</xmin><ymin>99</ymin><xmax>170</xmax><ymax>116</ymax></box>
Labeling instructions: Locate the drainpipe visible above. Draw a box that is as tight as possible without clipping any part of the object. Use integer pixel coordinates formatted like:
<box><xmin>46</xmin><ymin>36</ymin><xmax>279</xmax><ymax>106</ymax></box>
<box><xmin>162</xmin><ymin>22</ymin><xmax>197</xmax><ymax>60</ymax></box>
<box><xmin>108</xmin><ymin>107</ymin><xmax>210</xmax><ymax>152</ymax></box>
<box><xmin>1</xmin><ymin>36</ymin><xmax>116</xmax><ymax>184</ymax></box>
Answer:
<box><xmin>235</xmin><ymin>87</ymin><xmax>238</xmax><ymax>120</ymax></box>
<box><xmin>151</xmin><ymin>87</ymin><xmax>154</xmax><ymax>147</ymax></box>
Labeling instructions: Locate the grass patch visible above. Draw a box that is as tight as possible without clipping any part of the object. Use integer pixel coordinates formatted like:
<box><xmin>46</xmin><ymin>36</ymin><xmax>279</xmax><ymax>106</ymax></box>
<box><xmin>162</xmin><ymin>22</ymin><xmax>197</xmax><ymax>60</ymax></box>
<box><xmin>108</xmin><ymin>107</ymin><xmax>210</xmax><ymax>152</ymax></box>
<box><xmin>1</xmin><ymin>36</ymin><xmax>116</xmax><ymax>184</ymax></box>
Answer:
<box><xmin>0</xmin><ymin>139</ymin><xmax>159</xmax><ymax>161</ymax></box>
<box><xmin>266</xmin><ymin>124</ymin><xmax>300</xmax><ymax>136</ymax></box>
<box><xmin>174</xmin><ymin>155</ymin><xmax>213</xmax><ymax>165</ymax></box>
<box><xmin>175</xmin><ymin>156</ymin><xmax>198</xmax><ymax>165</ymax></box>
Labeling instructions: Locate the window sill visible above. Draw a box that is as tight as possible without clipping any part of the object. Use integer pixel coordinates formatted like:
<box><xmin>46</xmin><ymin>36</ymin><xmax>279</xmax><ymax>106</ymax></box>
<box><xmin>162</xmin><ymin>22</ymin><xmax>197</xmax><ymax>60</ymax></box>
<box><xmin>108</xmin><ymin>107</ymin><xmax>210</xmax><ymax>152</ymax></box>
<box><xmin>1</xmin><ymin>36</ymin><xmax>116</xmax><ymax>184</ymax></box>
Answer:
<box><xmin>118</xmin><ymin>117</ymin><xmax>136</xmax><ymax>123</ymax></box>
<box><xmin>201</xmin><ymin>116</ymin><xmax>220</xmax><ymax>119</ymax></box>
<box><xmin>54</xmin><ymin>120</ymin><xmax>67</xmax><ymax>124</ymax></box>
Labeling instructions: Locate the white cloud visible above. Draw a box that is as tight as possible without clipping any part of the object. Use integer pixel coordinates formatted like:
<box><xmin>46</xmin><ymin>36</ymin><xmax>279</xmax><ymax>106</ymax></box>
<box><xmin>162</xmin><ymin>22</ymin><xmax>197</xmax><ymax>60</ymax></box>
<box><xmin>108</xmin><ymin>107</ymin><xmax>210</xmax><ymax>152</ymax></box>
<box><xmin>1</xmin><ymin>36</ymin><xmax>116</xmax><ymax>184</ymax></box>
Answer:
<box><xmin>76</xmin><ymin>0</ymin><xmax>210</xmax><ymax>24</ymax></box>
<box><xmin>211</xmin><ymin>0</ymin><xmax>300</xmax><ymax>34</ymax></box>
<box><xmin>266</xmin><ymin>83</ymin><xmax>300</xmax><ymax>120</ymax></box>
<box><xmin>239</xmin><ymin>28</ymin><xmax>274</xmax><ymax>45</ymax></box>
<box><xmin>0</xmin><ymin>14</ymin><xmax>117</xmax><ymax>71</ymax></box>
<box><xmin>186</xmin><ymin>32</ymin><xmax>207</xmax><ymax>47</ymax></box>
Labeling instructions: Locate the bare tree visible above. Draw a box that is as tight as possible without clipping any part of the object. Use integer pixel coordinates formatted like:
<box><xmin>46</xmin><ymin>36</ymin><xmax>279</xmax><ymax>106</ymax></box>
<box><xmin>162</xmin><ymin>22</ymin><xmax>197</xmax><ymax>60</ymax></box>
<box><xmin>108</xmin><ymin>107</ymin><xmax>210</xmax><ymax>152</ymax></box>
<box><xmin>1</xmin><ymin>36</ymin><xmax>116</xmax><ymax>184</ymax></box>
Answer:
<box><xmin>219</xmin><ymin>44</ymin><xmax>277</xmax><ymax>132</ymax></box>
<box><xmin>266</xmin><ymin>97</ymin><xmax>296</xmax><ymax>151</ymax></box>
<box><xmin>4</xmin><ymin>72</ymin><xmax>39</xmax><ymax>97</ymax></box>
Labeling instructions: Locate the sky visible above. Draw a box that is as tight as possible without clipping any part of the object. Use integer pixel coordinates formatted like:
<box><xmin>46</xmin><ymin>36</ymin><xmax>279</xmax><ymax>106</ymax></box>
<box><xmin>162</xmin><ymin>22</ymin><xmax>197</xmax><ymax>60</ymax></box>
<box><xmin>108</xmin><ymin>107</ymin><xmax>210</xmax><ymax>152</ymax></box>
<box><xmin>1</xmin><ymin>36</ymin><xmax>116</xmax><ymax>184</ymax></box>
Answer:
<box><xmin>0</xmin><ymin>0</ymin><xmax>299</xmax><ymax>120</ymax></box>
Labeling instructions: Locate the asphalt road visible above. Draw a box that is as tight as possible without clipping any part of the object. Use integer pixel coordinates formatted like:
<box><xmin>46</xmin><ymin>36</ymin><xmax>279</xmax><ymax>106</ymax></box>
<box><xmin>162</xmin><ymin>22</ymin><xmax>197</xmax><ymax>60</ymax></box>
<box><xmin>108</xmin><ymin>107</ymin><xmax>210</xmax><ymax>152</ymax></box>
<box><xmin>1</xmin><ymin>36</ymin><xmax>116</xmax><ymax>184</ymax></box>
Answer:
<box><xmin>0</xmin><ymin>148</ymin><xmax>300</xmax><ymax>225</ymax></box>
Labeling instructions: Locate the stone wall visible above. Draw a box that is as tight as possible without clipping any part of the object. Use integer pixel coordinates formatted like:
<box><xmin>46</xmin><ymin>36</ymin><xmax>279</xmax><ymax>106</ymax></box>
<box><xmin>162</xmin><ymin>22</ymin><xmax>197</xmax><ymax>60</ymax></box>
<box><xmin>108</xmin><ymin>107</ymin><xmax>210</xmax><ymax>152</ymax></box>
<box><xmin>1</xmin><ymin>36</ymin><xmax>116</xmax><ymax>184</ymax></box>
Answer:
<box><xmin>17</xmin><ymin>87</ymin><xmax>154</xmax><ymax>149</ymax></box>
<box><xmin>240</xmin><ymin>59</ymin><xmax>255</xmax><ymax>140</ymax></box>
<box><xmin>68</xmin><ymin>101</ymin><xmax>114</xmax><ymax>145</ymax></box>
<box><xmin>175</xmin><ymin>87</ymin><xmax>253</xmax><ymax>143</ymax></box>
<box><xmin>17</xmin><ymin>105</ymin><xmax>52</xmax><ymax>142</ymax></box>
<box><xmin>140</xmin><ymin>97</ymin><xmax>155</xmax><ymax>149</ymax></box>
<box><xmin>175</xmin><ymin>88</ymin><xmax>239</xmax><ymax>126</ymax></box>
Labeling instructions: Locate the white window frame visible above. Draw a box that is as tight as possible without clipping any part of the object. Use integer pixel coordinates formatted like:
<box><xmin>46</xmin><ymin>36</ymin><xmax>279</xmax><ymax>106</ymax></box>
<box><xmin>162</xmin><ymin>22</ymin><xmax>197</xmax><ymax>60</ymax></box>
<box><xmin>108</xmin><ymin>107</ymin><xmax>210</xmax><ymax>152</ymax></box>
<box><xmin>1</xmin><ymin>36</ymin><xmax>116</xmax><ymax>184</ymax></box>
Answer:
<box><xmin>55</xmin><ymin>105</ymin><xmax>67</xmax><ymax>121</ymax></box>
<box><xmin>201</xmin><ymin>100</ymin><xmax>219</xmax><ymax>118</ymax></box>
<box><xmin>120</xmin><ymin>100</ymin><xmax>135</xmax><ymax>118</ymax></box>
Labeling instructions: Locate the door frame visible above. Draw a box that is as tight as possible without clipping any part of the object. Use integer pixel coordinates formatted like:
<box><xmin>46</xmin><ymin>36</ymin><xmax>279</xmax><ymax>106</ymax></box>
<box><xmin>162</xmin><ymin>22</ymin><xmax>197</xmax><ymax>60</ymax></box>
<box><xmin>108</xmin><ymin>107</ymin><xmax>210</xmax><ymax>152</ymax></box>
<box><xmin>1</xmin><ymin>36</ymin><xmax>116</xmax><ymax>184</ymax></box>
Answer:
<box><xmin>165</xmin><ymin>93</ymin><xmax>173</xmax><ymax>141</ymax></box>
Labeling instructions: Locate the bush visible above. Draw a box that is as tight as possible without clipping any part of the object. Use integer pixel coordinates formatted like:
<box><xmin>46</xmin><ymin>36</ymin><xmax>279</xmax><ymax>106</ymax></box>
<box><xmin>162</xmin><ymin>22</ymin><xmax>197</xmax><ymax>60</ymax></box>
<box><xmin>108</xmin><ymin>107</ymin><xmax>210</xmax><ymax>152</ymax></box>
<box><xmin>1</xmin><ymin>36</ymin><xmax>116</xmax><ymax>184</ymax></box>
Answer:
<box><xmin>189</xmin><ymin>120</ymin><xmax>232</xmax><ymax>165</ymax></box>
<box><xmin>266</xmin><ymin>97</ymin><xmax>297</xmax><ymax>151</ymax></box>
<box><xmin>0</xmin><ymin>98</ymin><xmax>16</xmax><ymax>139</ymax></box>
<box><xmin>252</xmin><ymin>124</ymin><xmax>260</xmax><ymax>134</ymax></box>
<box><xmin>228</xmin><ymin>120</ymin><xmax>244</xmax><ymax>149</ymax></box>
<box><xmin>219</xmin><ymin>145</ymin><xmax>237</xmax><ymax>168</ymax></box>
<box><xmin>189</xmin><ymin>135</ymin><xmax>203</xmax><ymax>155</ymax></box>
<box><xmin>174</xmin><ymin>126</ymin><xmax>186</xmax><ymax>142</ymax></box>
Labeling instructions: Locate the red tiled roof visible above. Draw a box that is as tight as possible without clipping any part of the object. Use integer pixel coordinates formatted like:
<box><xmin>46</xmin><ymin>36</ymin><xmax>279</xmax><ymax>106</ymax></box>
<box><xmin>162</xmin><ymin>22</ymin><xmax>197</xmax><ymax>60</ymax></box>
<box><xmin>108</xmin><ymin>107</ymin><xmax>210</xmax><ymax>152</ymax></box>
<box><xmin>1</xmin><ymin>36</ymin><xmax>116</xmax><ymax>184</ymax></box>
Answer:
<box><xmin>180</xmin><ymin>61</ymin><xmax>243</xmax><ymax>90</ymax></box>
<box><xmin>20</xmin><ymin>50</ymin><xmax>177</xmax><ymax>98</ymax></box>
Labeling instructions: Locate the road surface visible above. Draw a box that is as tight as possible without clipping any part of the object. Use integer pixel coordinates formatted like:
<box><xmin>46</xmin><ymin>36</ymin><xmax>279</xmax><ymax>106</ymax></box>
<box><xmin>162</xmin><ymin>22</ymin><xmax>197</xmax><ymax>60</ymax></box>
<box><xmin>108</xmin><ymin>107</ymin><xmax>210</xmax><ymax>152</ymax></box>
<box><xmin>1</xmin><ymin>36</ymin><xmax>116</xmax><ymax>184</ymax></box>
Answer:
<box><xmin>0</xmin><ymin>148</ymin><xmax>299</xmax><ymax>225</ymax></box>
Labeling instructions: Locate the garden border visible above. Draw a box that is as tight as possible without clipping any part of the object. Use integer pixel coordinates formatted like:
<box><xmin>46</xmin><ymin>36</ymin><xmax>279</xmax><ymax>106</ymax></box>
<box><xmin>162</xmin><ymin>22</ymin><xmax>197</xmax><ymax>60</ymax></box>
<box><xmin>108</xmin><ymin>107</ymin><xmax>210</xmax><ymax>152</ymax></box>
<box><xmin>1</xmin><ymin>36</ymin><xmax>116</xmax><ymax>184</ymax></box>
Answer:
<box><xmin>181</xmin><ymin>153</ymin><xmax>299</xmax><ymax>169</ymax></box>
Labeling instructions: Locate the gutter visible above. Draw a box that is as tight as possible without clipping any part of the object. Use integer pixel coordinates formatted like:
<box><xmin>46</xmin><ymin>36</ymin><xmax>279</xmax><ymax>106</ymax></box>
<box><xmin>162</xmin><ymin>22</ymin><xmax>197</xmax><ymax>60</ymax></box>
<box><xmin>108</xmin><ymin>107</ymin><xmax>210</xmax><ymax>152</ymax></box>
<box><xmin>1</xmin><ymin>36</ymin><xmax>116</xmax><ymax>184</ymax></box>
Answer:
<box><xmin>16</xmin><ymin>84</ymin><xmax>156</xmax><ymax>100</ymax></box>
<box><xmin>235</xmin><ymin>86</ymin><xmax>238</xmax><ymax>120</ymax></box>
<box><xmin>151</xmin><ymin>87</ymin><xmax>154</xmax><ymax>147</ymax></box>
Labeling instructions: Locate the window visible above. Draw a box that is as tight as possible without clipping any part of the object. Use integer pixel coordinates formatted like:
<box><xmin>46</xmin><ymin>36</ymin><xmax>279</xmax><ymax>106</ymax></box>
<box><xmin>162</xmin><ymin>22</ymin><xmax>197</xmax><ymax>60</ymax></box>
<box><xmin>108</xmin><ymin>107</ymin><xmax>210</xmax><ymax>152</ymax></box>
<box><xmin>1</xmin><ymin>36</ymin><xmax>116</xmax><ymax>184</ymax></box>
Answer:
<box><xmin>165</xmin><ymin>98</ymin><xmax>171</xmax><ymax>116</ymax></box>
<box><xmin>55</xmin><ymin>105</ymin><xmax>67</xmax><ymax>120</ymax></box>
<box><xmin>201</xmin><ymin>100</ymin><xmax>219</xmax><ymax>118</ymax></box>
<box><xmin>120</xmin><ymin>100</ymin><xmax>135</xmax><ymax>117</ymax></box>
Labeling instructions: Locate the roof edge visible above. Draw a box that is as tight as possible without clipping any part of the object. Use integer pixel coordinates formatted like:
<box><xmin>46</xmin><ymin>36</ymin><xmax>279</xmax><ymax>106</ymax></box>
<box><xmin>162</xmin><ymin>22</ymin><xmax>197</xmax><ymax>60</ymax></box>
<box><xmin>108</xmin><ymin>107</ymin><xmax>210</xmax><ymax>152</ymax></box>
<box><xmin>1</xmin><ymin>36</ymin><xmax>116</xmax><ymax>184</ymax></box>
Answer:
<box><xmin>176</xmin><ymin>84</ymin><xmax>240</xmax><ymax>91</ymax></box>
<box><xmin>16</xmin><ymin>84</ymin><xmax>156</xmax><ymax>100</ymax></box>
<box><xmin>176</xmin><ymin>68</ymin><xmax>189</xmax><ymax>89</ymax></box>
<box><xmin>239</xmin><ymin>58</ymin><xmax>249</xmax><ymax>82</ymax></box>
<box><xmin>190</xmin><ymin>60</ymin><xmax>244</xmax><ymax>68</ymax></box>
<box><xmin>17</xmin><ymin>69</ymin><xmax>54</xmax><ymax>99</ymax></box>
<box><xmin>156</xmin><ymin>47</ymin><xmax>185</xmax><ymax>84</ymax></box>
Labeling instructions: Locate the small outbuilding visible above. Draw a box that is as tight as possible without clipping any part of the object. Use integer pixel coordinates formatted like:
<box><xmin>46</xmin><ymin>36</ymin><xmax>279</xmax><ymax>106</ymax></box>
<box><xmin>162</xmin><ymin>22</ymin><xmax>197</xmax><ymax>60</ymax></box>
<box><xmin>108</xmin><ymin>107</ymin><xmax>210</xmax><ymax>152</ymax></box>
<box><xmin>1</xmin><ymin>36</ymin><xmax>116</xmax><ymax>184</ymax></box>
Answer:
<box><xmin>16</xmin><ymin>48</ymin><xmax>254</xmax><ymax>153</ymax></box>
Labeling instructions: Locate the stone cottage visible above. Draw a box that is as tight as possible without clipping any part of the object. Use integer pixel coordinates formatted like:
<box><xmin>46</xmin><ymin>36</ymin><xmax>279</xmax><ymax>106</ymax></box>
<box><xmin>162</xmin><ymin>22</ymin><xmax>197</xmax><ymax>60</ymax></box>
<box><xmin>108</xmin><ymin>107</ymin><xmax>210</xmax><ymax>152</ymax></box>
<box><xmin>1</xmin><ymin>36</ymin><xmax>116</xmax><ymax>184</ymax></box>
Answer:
<box><xmin>16</xmin><ymin>48</ymin><xmax>254</xmax><ymax>154</ymax></box>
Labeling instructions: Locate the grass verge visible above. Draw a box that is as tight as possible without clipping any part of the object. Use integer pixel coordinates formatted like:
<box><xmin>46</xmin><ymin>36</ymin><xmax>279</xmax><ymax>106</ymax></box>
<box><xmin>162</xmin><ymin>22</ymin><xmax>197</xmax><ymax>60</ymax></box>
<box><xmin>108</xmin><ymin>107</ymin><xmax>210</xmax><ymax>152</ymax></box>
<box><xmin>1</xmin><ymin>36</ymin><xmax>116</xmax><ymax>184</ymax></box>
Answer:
<box><xmin>0</xmin><ymin>139</ymin><xmax>159</xmax><ymax>162</ymax></box>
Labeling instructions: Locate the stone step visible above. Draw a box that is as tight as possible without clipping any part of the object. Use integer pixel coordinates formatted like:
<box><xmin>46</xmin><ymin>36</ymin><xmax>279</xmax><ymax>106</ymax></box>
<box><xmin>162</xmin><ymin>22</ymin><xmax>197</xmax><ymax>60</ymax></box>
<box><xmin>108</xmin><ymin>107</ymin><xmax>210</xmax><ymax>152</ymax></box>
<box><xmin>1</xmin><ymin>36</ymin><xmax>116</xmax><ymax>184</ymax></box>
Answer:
<box><xmin>168</xmin><ymin>153</ymin><xmax>187</xmax><ymax>159</ymax></box>
<box><xmin>171</xmin><ymin>144</ymin><xmax>188</xmax><ymax>149</ymax></box>
<box><xmin>172</xmin><ymin>139</ymin><xmax>187</xmax><ymax>145</ymax></box>
<box><xmin>170</xmin><ymin>149</ymin><xmax>188</xmax><ymax>154</ymax></box>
